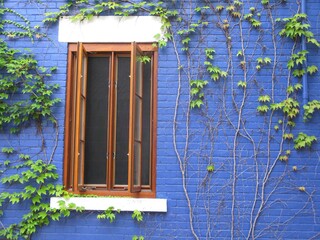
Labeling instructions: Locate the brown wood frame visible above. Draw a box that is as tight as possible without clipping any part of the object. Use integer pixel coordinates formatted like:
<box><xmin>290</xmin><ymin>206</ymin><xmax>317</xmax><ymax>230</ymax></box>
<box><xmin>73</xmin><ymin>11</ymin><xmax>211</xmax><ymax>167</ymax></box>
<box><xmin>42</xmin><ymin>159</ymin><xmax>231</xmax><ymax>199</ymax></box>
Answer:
<box><xmin>129</xmin><ymin>42</ymin><xmax>143</xmax><ymax>193</ymax></box>
<box><xmin>64</xmin><ymin>43</ymin><xmax>157</xmax><ymax>198</ymax></box>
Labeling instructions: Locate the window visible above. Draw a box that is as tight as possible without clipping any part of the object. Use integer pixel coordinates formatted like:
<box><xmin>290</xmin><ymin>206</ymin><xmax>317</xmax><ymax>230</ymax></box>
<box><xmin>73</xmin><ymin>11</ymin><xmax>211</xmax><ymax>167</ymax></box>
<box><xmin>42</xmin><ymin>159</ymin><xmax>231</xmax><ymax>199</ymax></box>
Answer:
<box><xmin>64</xmin><ymin>43</ymin><xmax>157</xmax><ymax>197</ymax></box>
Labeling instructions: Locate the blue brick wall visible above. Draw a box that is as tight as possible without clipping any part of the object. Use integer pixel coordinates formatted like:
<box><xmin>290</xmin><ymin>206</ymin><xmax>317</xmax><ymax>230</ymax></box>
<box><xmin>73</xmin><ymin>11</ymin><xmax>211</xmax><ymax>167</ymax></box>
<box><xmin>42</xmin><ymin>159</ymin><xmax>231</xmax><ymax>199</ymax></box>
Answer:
<box><xmin>1</xmin><ymin>0</ymin><xmax>320</xmax><ymax>239</ymax></box>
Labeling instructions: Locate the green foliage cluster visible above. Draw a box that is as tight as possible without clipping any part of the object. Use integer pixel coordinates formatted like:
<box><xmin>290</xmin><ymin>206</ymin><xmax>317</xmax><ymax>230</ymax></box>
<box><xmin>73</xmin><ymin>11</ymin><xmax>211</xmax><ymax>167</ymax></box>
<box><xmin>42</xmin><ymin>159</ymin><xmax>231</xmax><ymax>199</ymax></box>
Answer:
<box><xmin>294</xmin><ymin>132</ymin><xmax>317</xmax><ymax>150</ymax></box>
<box><xmin>256</xmin><ymin>57</ymin><xmax>271</xmax><ymax>71</ymax></box>
<box><xmin>0</xmin><ymin>2</ymin><xmax>66</xmax><ymax>239</ymax></box>
<box><xmin>303</xmin><ymin>100</ymin><xmax>320</xmax><ymax>120</ymax></box>
<box><xmin>97</xmin><ymin>206</ymin><xmax>120</xmax><ymax>223</ymax></box>
<box><xmin>180</xmin><ymin>1</ymin><xmax>320</xmax><ymax>159</ymax></box>
<box><xmin>190</xmin><ymin>47</ymin><xmax>227</xmax><ymax>108</ymax></box>
<box><xmin>279</xmin><ymin>13</ymin><xmax>320</xmax><ymax>46</ymax></box>
<box><xmin>253</xmin><ymin>12</ymin><xmax>320</xmax><ymax>152</ymax></box>
<box><xmin>0</xmin><ymin>7</ymin><xmax>45</xmax><ymax>40</ymax></box>
<box><xmin>204</xmin><ymin>48</ymin><xmax>227</xmax><ymax>82</ymax></box>
<box><xmin>243</xmin><ymin>7</ymin><xmax>261</xmax><ymax>28</ymax></box>
<box><xmin>96</xmin><ymin>208</ymin><xmax>144</xmax><ymax>239</ymax></box>
<box><xmin>132</xmin><ymin>209</ymin><xmax>143</xmax><ymax>222</ymax></box>
<box><xmin>43</xmin><ymin>0</ymin><xmax>176</xmax><ymax>47</ymax></box>
<box><xmin>178</xmin><ymin>7</ymin><xmax>210</xmax><ymax>52</ymax></box>
<box><xmin>0</xmin><ymin>39</ymin><xmax>60</xmax><ymax>133</ymax></box>
<box><xmin>190</xmin><ymin>80</ymin><xmax>208</xmax><ymax>108</ymax></box>
<box><xmin>44</xmin><ymin>0</ymin><xmax>152</xmax><ymax>22</ymax></box>
<box><xmin>0</xmin><ymin>148</ymin><xmax>83</xmax><ymax>240</ymax></box>
<box><xmin>287</xmin><ymin>50</ymin><xmax>318</xmax><ymax>78</ymax></box>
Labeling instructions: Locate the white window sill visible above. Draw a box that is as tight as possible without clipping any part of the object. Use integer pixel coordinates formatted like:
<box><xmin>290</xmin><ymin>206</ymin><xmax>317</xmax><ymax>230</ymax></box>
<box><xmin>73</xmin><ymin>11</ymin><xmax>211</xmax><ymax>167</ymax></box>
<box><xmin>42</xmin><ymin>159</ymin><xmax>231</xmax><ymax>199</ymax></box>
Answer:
<box><xmin>50</xmin><ymin>197</ymin><xmax>167</xmax><ymax>212</ymax></box>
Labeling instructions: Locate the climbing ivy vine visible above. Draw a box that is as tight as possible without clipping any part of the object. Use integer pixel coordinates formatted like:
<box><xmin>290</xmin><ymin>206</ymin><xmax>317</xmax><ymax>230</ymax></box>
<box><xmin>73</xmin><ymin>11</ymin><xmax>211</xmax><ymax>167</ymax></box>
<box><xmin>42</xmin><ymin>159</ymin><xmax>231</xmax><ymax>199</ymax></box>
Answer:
<box><xmin>0</xmin><ymin>0</ymin><xmax>319</xmax><ymax>239</ymax></box>
<box><xmin>0</xmin><ymin>1</ymin><xmax>82</xmax><ymax>239</ymax></box>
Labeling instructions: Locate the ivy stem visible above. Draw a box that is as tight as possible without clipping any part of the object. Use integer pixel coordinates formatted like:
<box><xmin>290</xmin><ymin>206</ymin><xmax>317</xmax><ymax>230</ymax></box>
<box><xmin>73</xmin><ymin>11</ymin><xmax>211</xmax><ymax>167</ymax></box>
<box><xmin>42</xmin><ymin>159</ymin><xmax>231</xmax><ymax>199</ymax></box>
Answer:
<box><xmin>247</xmin><ymin>5</ymin><xmax>279</xmax><ymax>239</ymax></box>
<box><xmin>172</xmin><ymin>31</ymin><xmax>199</xmax><ymax>240</ymax></box>
<box><xmin>231</xmin><ymin>11</ymin><xmax>249</xmax><ymax>239</ymax></box>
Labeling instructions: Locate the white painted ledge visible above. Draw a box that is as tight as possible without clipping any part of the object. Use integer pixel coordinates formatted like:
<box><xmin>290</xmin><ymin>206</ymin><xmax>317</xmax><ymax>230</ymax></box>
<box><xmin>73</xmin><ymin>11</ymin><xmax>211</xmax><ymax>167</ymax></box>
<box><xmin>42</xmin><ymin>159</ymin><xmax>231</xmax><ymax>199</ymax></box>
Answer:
<box><xmin>50</xmin><ymin>197</ymin><xmax>167</xmax><ymax>212</ymax></box>
<box><xmin>59</xmin><ymin>16</ymin><xmax>163</xmax><ymax>43</ymax></box>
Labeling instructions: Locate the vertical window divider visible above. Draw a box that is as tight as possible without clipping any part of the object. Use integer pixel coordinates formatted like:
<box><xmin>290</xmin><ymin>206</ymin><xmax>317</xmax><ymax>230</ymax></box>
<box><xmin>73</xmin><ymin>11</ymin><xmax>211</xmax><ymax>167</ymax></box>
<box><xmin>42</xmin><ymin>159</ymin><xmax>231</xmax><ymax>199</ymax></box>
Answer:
<box><xmin>128</xmin><ymin>43</ymin><xmax>135</xmax><ymax>193</ymax></box>
<box><xmin>107</xmin><ymin>52</ymin><xmax>115</xmax><ymax>190</ymax></box>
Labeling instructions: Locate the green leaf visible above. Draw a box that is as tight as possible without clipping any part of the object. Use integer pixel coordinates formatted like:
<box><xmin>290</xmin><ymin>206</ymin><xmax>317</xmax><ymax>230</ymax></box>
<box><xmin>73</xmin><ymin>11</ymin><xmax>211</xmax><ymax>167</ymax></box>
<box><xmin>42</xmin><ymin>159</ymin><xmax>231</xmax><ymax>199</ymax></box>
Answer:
<box><xmin>258</xmin><ymin>95</ymin><xmax>271</xmax><ymax>103</ymax></box>
<box><xmin>205</xmin><ymin>48</ymin><xmax>215</xmax><ymax>59</ymax></box>
<box><xmin>9</xmin><ymin>196</ymin><xmax>20</xmax><ymax>204</ymax></box>
<box><xmin>207</xmin><ymin>165</ymin><xmax>215</xmax><ymax>172</ymax></box>
<box><xmin>32</xmin><ymin>195</ymin><xmax>41</xmax><ymax>204</ymax></box>
<box><xmin>236</xmin><ymin>50</ymin><xmax>243</xmax><ymax>57</ymax></box>
<box><xmin>38</xmin><ymin>211</ymin><xmax>48</xmax><ymax>219</ymax></box>
<box><xmin>215</xmin><ymin>5</ymin><xmax>224</xmax><ymax>12</ymax></box>
<box><xmin>286</xmin><ymin>85</ymin><xmax>294</xmax><ymax>94</ymax></box>
<box><xmin>283</xmin><ymin>133</ymin><xmax>294</xmax><ymax>140</ymax></box>
<box><xmin>19</xmin><ymin>154</ymin><xmax>30</xmax><ymax>160</ymax></box>
<box><xmin>264</xmin><ymin>57</ymin><xmax>271</xmax><ymax>64</ymax></box>
<box><xmin>257</xmin><ymin>105</ymin><xmax>269</xmax><ymax>113</ymax></box>
<box><xmin>244</xmin><ymin>13</ymin><xmax>253</xmax><ymax>20</ymax></box>
<box><xmin>294</xmin><ymin>83</ymin><xmax>302</xmax><ymax>91</ymax></box>
<box><xmin>50</xmin><ymin>212</ymin><xmax>60</xmax><ymax>221</ymax></box>
<box><xmin>132</xmin><ymin>210</ymin><xmax>143</xmax><ymax>222</ymax></box>
<box><xmin>190</xmin><ymin>99</ymin><xmax>204</xmax><ymax>109</ymax></box>
<box><xmin>2</xmin><ymin>147</ymin><xmax>14</xmax><ymax>154</ymax></box>
<box><xmin>4</xmin><ymin>160</ymin><xmax>10</xmax><ymax>166</ymax></box>
<box><xmin>97</xmin><ymin>206</ymin><xmax>119</xmax><ymax>222</ymax></box>
<box><xmin>307</xmin><ymin>65</ymin><xmax>318</xmax><ymax>75</ymax></box>
<box><xmin>24</xmin><ymin>185</ymin><xmax>36</xmax><ymax>194</ymax></box>
<box><xmin>237</xmin><ymin>81</ymin><xmax>246</xmax><ymax>88</ymax></box>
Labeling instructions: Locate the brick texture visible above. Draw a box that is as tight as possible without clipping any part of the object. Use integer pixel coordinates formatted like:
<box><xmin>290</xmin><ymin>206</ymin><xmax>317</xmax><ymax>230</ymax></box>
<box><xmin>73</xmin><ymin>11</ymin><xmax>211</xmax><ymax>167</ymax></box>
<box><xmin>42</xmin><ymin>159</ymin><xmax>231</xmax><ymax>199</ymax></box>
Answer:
<box><xmin>1</xmin><ymin>1</ymin><xmax>319</xmax><ymax>239</ymax></box>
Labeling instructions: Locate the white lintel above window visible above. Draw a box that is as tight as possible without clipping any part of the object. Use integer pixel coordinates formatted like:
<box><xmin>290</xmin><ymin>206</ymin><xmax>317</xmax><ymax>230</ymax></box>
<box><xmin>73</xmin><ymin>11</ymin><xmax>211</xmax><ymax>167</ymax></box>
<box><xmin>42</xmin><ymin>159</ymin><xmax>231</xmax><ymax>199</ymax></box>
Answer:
<box><xmin>58</xmin><ymin>16</ymin><xmax>163</xmax><ymax>43</ymax></box>
<box><xmin>50</xmin><ymin>197</ymin><xmax>167</xmax><ymax>212</ymax></box>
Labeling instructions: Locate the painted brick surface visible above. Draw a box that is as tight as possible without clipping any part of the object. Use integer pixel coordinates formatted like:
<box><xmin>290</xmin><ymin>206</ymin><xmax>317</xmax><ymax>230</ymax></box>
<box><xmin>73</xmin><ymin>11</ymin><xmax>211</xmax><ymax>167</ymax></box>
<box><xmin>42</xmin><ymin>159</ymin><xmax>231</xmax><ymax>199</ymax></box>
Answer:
<box><xmin>0</xmin><ymin>0</ymin><xmax>320</xmax><ymax>239</ymax></box>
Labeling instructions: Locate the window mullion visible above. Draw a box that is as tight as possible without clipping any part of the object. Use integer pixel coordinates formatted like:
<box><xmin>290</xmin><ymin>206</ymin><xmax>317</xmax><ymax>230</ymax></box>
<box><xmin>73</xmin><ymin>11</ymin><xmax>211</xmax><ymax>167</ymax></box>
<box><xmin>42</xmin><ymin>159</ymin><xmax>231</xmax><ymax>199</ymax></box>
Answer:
<box><xmin>128</xmin><ymin>43</ymin><xmax>135</xmax><ymax>193</ymax></box>
<box><xmin>107</xmin><ymin>52</ymin><xmax>116</xmax><ymax>190</ymax></box>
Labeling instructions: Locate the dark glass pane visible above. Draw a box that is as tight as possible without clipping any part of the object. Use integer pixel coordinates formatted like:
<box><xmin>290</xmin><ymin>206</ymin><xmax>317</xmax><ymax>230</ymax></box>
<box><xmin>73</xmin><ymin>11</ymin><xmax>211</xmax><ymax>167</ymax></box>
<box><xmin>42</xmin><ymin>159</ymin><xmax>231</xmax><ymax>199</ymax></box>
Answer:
<box><xmin>136</xmin><ymin>60</ymin><xmax>142</xmax><ymax>97</ymax></box>
<box><xmin>134</xmin><ymin>96</ymin><xmax>142</xmax><ymax>187</ymax></box>
<box><xmin>134</xmin><ymin>141</ymin><xmax>141</xmax><ymax>185</ymax></box>
<box><xmin>79</xmin><ymin>141</ymin><xmax>84</xmax><ymax>185</ymax></box>
<box><xmin>135</xmin><ymin>96</ymin><xmax>142</xmax><ymax>141</ymax></box>
<box><xmin>115</xmin><ymin>56</ymin><xmax>130</xmax><ymax>185</ymax></box>
<box><xmin>141</xmin><ymin>61</ymin><xmax>152</xmax><ymax>185</ymax></box>
<box><xmin>84</xmin><ymin>57</ymin><xmax>109</xmax><ymax>184</ymax></box>
<box><xmin>79</xmin><ymin>96</ymin><xmax>85</xmax><ymax>185</ymax></box>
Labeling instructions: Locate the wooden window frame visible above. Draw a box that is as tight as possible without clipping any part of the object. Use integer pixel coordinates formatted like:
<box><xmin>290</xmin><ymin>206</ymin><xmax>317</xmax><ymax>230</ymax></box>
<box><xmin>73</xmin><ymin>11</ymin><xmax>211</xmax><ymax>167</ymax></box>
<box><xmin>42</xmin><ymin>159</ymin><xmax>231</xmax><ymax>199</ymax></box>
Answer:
<box><xmin>64</xmin><ymin>43</ymin><xmax>157</xmax><ymax>198</ymax></box>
